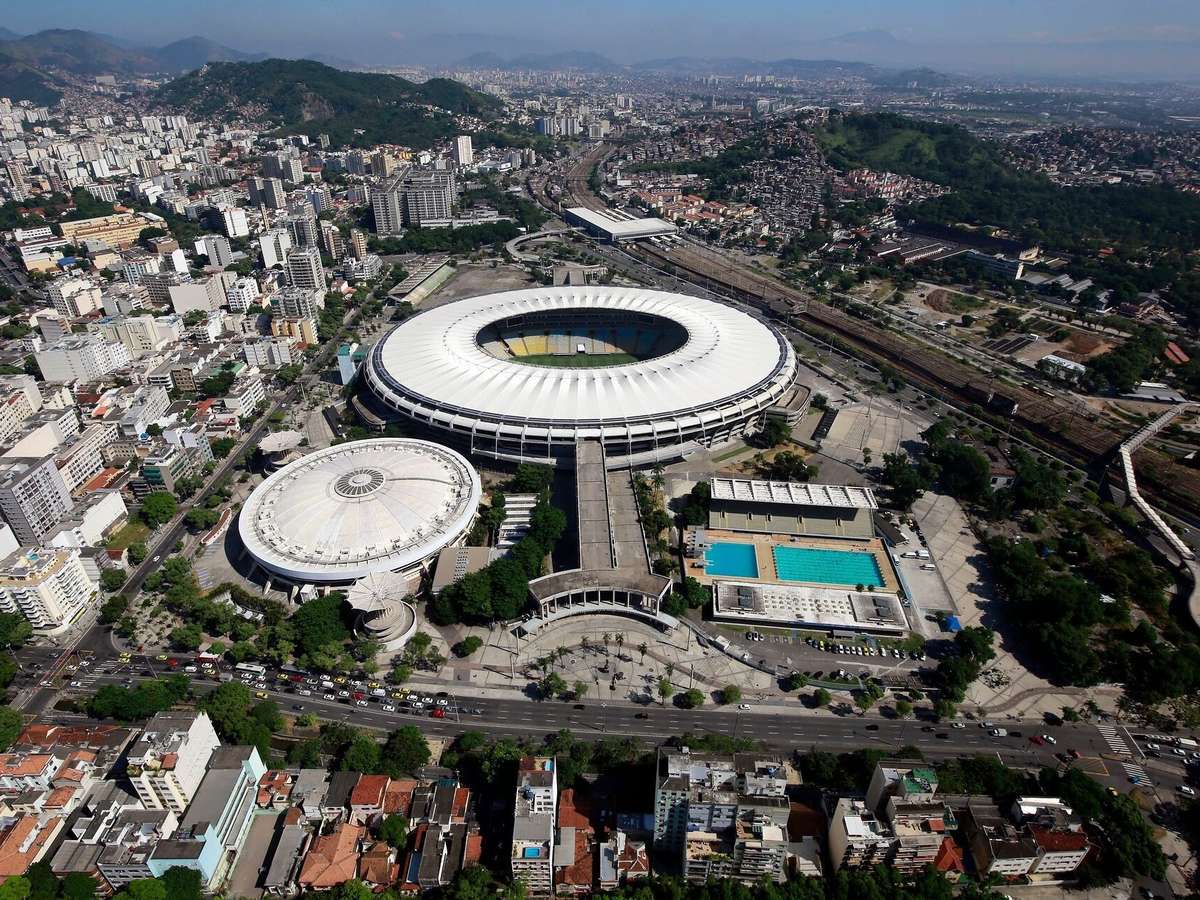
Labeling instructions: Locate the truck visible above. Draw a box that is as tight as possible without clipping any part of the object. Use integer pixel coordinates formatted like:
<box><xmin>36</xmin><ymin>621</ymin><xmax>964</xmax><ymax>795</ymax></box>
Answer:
<box><xmin>990</xmin><ymin>728</ymin><xmax>1008</xmax><ymax>737</ymax></box>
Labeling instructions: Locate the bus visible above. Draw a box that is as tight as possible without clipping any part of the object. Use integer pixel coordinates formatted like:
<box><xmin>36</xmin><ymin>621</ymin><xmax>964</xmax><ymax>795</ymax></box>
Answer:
<box><xmin>234</xmin><ymin>663</ymin><xmax>267</xmax><ymax>677</ymax></box>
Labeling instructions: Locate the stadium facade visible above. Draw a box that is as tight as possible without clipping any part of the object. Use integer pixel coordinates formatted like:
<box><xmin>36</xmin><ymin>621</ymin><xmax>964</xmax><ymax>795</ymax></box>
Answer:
<box><xmin>360</xmin><ymin>287</ymin><xmax>805</xmax><ymax>468</ymax></box>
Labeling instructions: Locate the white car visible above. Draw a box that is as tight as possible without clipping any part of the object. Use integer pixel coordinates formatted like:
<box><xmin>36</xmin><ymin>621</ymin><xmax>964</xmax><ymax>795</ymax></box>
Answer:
<box><xmin>738</xmin><ymin>704</ymin><xmax>751</xmax><ymax>710</ymax></box>
<box><xmin>184</xmin><ymin>665</ymin><xmax>197</xmax><ymax>673</ymax></box>
<box><xmin>324</xmin><ymin>693</ymin><xmax>336</xmax><ymax>701</ymax></box>
<box><xmin>299</xmin><ymin>689</ymin><xmax>312</xmax><ymax>696</ymax></box>
<box><xmin>69</xmin><ymin>680</ymin><xmax>81</xmax><ymax>687</ymax></box>
<box><xmin>952</xmin><ymin>722</ymin><xmax>966</xmax><ymax>729</ymax></box>
<box><xmin>1042</xmin><ymin>734</ymin><xmax>1057</xmax><ymax>745</ymax></box>
<box><xmin>1147</xmin><ymin>742</ymin><xmax>1161</xmax><ymax>751</ymax></box>
<box><xmin>382</xmin><ymin>704</ymin><xmax>396</xmax><ymax>712</ymax></box>
<box><xmin>1179</xmin><ymin>785</ymin><xmax>1197</xmax><ymax>797</ymax></box>
<box><xmin>355</xmin><ymin>699</ymin><xmax>368</xmax><ymax>707</ymax></box>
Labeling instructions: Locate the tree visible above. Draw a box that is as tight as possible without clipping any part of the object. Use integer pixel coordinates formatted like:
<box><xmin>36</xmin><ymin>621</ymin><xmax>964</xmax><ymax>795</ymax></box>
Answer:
<box><xmin>761</xmin><ymin>417</ymin><xmax>791</xmax><ymax>447</ymax></box>
<box><xmin>933</xmin><ymin>698</ymin><xmax>958</xmax><ymax>721</ymax></box>
<box><xmin>378</xmin><ymin>814</ymin><xmax>408</xmax><ymax>848</ymax></box>
<box><xmin>168</xmin><ymin>624</ymin><xmax>202</xmax><ymax>652</ymax></box>
<box><xmin>185</xmin><ymin>508</ymin><xmax>219</xmax><ymax>531</ymax></box>
<box><xmin>854</xmin><ymin>691</ymin><xmax>875</xmax><ymax>714</ymax></box>
<box><xmin>342</xmin><ymin>734</ymin><xmax>382</xmax><ymax>773</ymax></box>
<box><xmin>658</xmin><ymin>677</ymin><xmax>672</xmax><ymax>705</ymax></box>
<box><xmin>0</xmin><ymin>613</ymin><xmax>33</xmax><ymax>650</ymax></box>
<box><xmin>127</xmin><ymin>542</ymin><xmax>148</xmax><ymax>564</ymax></box>
<box><xmin>676</xmin><ymin>688</ymin><xmax>704</xmax><ymax>709</ymax></box>
<box><xmin>0</xmin><ymin>877</ymin><xmax>31</xmax><ymax>900</ymax></box>
<box><xmin>380</xmin><ymin>726</ymin><xmax>430</xmax><ymax>776</ymax></box>
<box><xmin>140</xmin><ymin>492</ymin><xmax>177</xmax><ymax>527</ymax></box>
<box><xmin>99</xmin><ymin>567</ymin><xmax>126</xmax><ymax>592</ymax></box>
<box><xmin>813</xmin><ymin>687</ymin><xmax>832</xmax><ymax>707</ymax></box>
<box><xmin>114</xmin><ymin>879</ymin><xmax>166</xmax><ymax>900</ymax></box>
<box><xmin>0</xmin><ymin>706</ymin><xmax>23</xmax><ymax>750</ymax></box>
<box><xmin>511</xmin><ymin>463</ymin><xmax>553</xmax><ymax>493</ymax></box>
<box><xmin>719</xmin><ymin>684</ymin><xmax>742</xmax><ymax>705</ymax></box>
<box><xmin>572</xmin><ymin>680</ymin><xmax>588</xmax><ymax>700</ymax></box>
<box><xmin>539</xmin><ymin>672</ymin><xmax>567</xmax><ymax>700</ymax></box>
<box><xmin>895</xmin><ymin>698</ymin><xmax>914</xmax><ymax>718</ymax></box>
<box><xmin>452</xmin><ymin>636</ymin><xmax>483</xmax><ymax>657</ymax></box>
<box><xmin>99</xmin><ymin>594</ymin><xmax>129</xmax><ymax>625</ymax></box>
<box><xmin>60</xmin><ymin>873</ymin><xmax>98</xmax><ymax>900</ymax></box>
<box><xmin>159</xmin><ymin>867</ymin><xmax>202</xmax><ymax>900</ymax></box>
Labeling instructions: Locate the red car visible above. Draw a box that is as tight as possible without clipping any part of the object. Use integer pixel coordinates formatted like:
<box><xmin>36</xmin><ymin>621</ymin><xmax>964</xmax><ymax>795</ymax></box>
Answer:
<box><xmin>1029</xmin><ymin>735</ymin><xmax>1045</xmax><ymax>746</ymax></box>
<box><xmin>351</xmin><ymin>691</ymin><xmax>365</xmax><ymax>701</ymax></box>
<box><xmin>430</xmin><ymin>708</ymin><xmax>446</xmax><ymax>718</ymax></box>
<box><xmin>289</xmin><ymin>674</ymin><xmax>304</xmax><ymax>683</ymax></box>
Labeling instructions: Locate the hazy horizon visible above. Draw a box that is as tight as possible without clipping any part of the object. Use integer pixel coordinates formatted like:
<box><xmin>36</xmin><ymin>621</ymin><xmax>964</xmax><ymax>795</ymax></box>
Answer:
<box><xmin>6</xmin><ymin>0</ymin><xmax>1200</xmax><ymax>81</ymax></box>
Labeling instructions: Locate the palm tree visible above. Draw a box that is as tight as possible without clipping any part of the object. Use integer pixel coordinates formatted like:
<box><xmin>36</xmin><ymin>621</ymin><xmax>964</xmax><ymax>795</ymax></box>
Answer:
<box><xmin>581</xmin><ymin>635</ymin><xmax>591</xmax><ymax>653</ymax></box>
<box><xmin>615</xmin><ymin>633</ymin><xmax>624</xmax><ymax>654</ymax></box>
<box><xmin>638</xmin><ymin>642</ymin><xmax>648</xmax><ymax>662</ymax></box>
<box><xmin>665</xmin><ymin>662</ymin><xmax>674</xmax><ymax>681</ymax></box>
<box><xmin>602</xmin><ymin>633</ymin><xmax>611</xmax><ymax>655</ymax></box>
<box><xmin>651</xmin><ymin>465</ymin><xmax>665</xmax><ymax>491</ymax></box>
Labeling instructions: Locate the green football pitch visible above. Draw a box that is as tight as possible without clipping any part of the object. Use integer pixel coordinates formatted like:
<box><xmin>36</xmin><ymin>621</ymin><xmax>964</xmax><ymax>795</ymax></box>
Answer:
<box><xmin>514</xmin><ymin>352</ymin><xmax>639</xmax><ymax>367</ymax></box>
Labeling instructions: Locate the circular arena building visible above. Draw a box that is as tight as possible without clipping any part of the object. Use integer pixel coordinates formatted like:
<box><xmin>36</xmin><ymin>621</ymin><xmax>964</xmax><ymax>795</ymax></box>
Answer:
<box><xmin>238</xmin><ymin>438</ymin><xmax>481</xmax><ymax>645</ymax></box>
<box><xmin>361</xmin><ymin>287</ymin><xmax>803</xmax><ymax>467</ymax></box>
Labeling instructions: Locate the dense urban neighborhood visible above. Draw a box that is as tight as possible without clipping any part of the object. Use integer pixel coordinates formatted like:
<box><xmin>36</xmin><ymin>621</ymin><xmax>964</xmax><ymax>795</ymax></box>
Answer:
<box><xmin>0</xmin><ymin>7</ymin><xmax>1199</xmax><ymax>900</ymax></box>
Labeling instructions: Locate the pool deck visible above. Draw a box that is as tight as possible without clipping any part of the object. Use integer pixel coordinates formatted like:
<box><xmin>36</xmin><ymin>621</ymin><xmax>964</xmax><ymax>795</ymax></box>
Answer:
<box><xmin>687</xmin><ymin>530</ymin><xmax>900</xmax><ymax>594</ymax></box>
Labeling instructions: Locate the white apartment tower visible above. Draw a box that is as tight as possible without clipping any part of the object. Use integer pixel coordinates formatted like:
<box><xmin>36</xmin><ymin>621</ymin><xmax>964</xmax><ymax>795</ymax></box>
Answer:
<box><xmin>286</xmin><ymin>247</ymin><xmax>326</xmax><ymax>292</ymax></box>
<box><xmin>126</xmin><ymin>712</ymin><xmax>221</xmax><ymax>813</ymax></box>
<box><xmin>0</xmin><ymin>546</ymin><xmax>98</xmax><ymax>633</ymax></box>
<box><xmin>453</xmin><ymin>135</ymin><xmax>474</xmax><ymax>167</ymax></box>
<box><xmin>511</xmin><ymin>756</ymin><xmax>556</xmax><ymax>895</ymax></box>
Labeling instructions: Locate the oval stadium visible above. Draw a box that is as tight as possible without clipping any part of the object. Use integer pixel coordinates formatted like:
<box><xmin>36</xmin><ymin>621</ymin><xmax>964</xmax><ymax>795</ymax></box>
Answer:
<box><xmin>360</xmin><ymin>287</ymin><xmax>806</xmax><ymax>467</ymax></box>
<box><xmin>237</xmin><ymin>438</ymin><xmax>481</xmax><ymax>589</ymax></box>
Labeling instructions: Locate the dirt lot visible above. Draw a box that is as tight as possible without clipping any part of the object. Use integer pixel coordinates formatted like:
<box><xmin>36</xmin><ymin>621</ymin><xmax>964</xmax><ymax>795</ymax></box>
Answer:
<box><xmin>925</xmin><ymin>288</ymin><xmax>986</xmax><ymax>314</ymax></box>
<box><xmin>425</xmin><ymin>263</ymin><xmax>537</xmax><ymax>306</ymax></box>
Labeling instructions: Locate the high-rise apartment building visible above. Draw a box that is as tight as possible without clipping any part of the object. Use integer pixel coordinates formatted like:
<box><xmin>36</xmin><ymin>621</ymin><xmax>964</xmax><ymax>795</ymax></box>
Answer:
<box><xmin>285</xmin><ymin>247</ymin><xmax>326</xmax><ymax>291</ymax></box>
<box><xmin>0</xmin><ymin>545</ymin><xmax>97</xmax><ymax>633</ymax></box>
<box><xmin>402</xmin><ymin>171</ymin><xmax>456</xmax><ymax>226</ymax></box>
<box><xmin>259</xmin><ymin>229</ymin><xmax>294</xmax><ymax>269</ymax></box>
<box><xmin>653</xmin><ymin>750</ymin><xmax>791</xmax><ymax>884</ymax></box>
<box><xmin>48</xmin><ymin>278</ymin><xmax>103</xmax><ymax>318</ymax></box>
<box><xmin>194</xmin><ymin>234</ymin><xmax>233</xmax><ymax>269</ymax></box>
<box><xmin>226</xmin><ymin>277</ymin><xmax>261</xmax><ymax>313</ymax></box>
<box><xmin>453</xmin><ymin>135</ymin><xmax>474</xmax><ymax>167</ymax></box>
<box><xmin>34</xmin><ymin>336</ymin><xmax>132</xmax><ymax>383</ymax></box>
<box><xmin>370</xmin><ymin>175</ymin><xmax>405</xmax><ymax>236</ymax></box>
<box><xmin>349</xmin><ymin>228</ymin><xmax>369</xmax><ymax>260</ymax></box>
<box><xmin>0</xmin><ymin>456</ymin><xmax>74</xmax><ymax>544</ymax></box>
<box><xmin>320</xmin><ymin>222</ymin><xmax>345</xmax><ymax>259</ymax></box>
<box><xmin>126</xmin><ymin>712</ymin><xmax>221</xmax><ymax>813</ymax></box>
<box><xmin>249</xmin><ymin>177</ymin><xmax>287</xmax><ymax>210</ymax></box>
<box><xmin>511</xmin><ymin>756</ymin><xmax>556</xmax><ymax>895</ymax></box>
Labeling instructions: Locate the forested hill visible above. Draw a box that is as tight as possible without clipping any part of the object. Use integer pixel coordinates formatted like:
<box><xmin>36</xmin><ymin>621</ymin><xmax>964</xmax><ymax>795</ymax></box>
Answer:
<box><xmin>154</xmin><ymin>59</ymin><xmax>503</xmax><ymax>149</ymax></box>
<box><xmin>815</xmin><ymin>111</ymin><xmax>1200</xmax><ymax>255</ymax></box>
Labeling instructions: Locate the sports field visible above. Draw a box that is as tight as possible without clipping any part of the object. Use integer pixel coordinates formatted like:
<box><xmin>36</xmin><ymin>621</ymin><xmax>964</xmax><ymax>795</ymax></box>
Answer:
<box><xmin>514</xmin><ymin>352</ymin><xmax>638</xmax><ymax>367</ymax></box>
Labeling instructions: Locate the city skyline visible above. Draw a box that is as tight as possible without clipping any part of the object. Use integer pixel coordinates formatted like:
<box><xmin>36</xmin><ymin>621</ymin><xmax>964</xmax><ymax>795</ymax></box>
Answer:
<box><xmin>4</xmin><ymin>0</ymin><xmax>1200</xmax><ymax>80</ymax></box>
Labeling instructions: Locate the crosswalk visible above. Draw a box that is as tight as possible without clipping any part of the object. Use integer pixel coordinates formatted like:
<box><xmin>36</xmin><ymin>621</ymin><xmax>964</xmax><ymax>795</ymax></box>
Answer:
<box><xmin>1097</xmin><ymin>722</ymin><xmax>1131</xmax><ymax>755</ymax></box>
<box><xmin>1097</xmin><ymin>723</ymin><xmax>1152</xmax><ymax>785</ymax></box>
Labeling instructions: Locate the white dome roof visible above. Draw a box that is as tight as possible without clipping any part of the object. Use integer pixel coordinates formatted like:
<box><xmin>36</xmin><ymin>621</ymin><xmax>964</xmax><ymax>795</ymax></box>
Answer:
<box><xmin>238</xmin><ymin>438</ymin><xmax>481</xmax><ymax>583</ymax></box>
<box><xmin>368</xmin><ymin>286</ymin><xmax>790</xmax><ymax>424</ymax></box>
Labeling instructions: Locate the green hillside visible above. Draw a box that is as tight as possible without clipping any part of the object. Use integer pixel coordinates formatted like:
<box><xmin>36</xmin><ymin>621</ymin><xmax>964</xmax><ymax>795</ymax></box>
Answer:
<box><xmin>0</xmin><ymin>51</ymin><xmax>62</xmax><ymax>104</ymax></box>
<box><xmin>817</xmin><ymin>111</ymin><xmax>1200</xmax><ymax>254</ymax></box>
<box><xmin>155</xmin><ymin>59</ymin><xmax>503</xmax><ymax>149</ymax></box>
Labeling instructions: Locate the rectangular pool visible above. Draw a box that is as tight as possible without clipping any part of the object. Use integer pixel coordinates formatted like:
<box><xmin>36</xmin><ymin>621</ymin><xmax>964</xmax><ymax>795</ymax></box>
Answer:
<box><xmin>705</xmin><ymin>542</ymin><xmax>759</xmax><ymax>578</ymax></box>
<box><xmin>772</xmin><ymin>546</ymin><xmax>883</xmax><ymax>587</ymax></box>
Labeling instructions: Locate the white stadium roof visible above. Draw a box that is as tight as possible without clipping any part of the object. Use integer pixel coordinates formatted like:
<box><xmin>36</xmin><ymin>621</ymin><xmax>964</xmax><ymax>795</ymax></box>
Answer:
<box><xmin>368</xmin><ymin>287</ymin><xmax>789</xmax><ymax>425</ymax></box>
<box><xmin>564</xmin><ymin>207</ymin><xmax>677</xmax><ymax>240</ymax></box>
<box><xmin>238</xmin><ymin>438</ymin><xmax>481</xmax><ymax>584</ymax></box>
<box><xmin>709</xmin><ymin>477</ymin><xmax>878</xmax><ymax>510</ymax></box>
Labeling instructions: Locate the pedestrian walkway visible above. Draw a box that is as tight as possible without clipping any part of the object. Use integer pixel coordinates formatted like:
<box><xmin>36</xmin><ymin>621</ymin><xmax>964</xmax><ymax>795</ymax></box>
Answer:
<box><xmin>1096</xmin><ymin>722</ymin><xmax>1132</xmax><ymax>756</ymax></box>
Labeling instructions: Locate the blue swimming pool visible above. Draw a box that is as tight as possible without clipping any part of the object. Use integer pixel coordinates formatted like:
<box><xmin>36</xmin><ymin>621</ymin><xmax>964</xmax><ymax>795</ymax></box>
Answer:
<box><xmin>705</xmin><ymin>542</ymin><xmax>759</xmax><ymax>578</ymax></box>
<box><xmin>772</xmin><ymin>546</ymin><xmax>883</xmax><ymax>587</ymax></box>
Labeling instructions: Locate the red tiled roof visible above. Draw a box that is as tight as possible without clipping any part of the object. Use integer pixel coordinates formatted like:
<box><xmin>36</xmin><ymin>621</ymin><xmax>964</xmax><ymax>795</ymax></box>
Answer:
<box><xmin>299</xmin><ymin>823</ymin><xmax>364</xmax><ymax>889</ymax></box>
<box><xmin>934</xmin><ymin>836</ymin><xmax>965</xmax><ymax>873</ymax></box>
<box><xmin>351</xmin><ymin>774</ymin><xmax>389</xmax><ymax>808</ymax></box>
<box><xmin>1028</xmin><ymin>825</ymin><xmax>1089</xmax><ymax>853</ymax></box>
<box><xmin>383</xmin><ymin>779</ymin><xmax>416</xmax><ymax>816</ymax></box>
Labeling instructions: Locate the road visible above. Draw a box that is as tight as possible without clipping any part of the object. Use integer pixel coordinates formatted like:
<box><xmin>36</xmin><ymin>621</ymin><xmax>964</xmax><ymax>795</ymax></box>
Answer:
<box><xmin>40</xmin><ymin>660</ymin><xmax>1191</xmax><ymax>795</ymax></box>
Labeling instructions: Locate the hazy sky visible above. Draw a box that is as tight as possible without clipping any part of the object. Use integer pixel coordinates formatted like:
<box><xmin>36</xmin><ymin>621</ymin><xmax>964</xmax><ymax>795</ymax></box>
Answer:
<box><xmin>7</xmin><ymin>0</ymin><xmax>1200</xmax><ymax>79</ymax></box>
